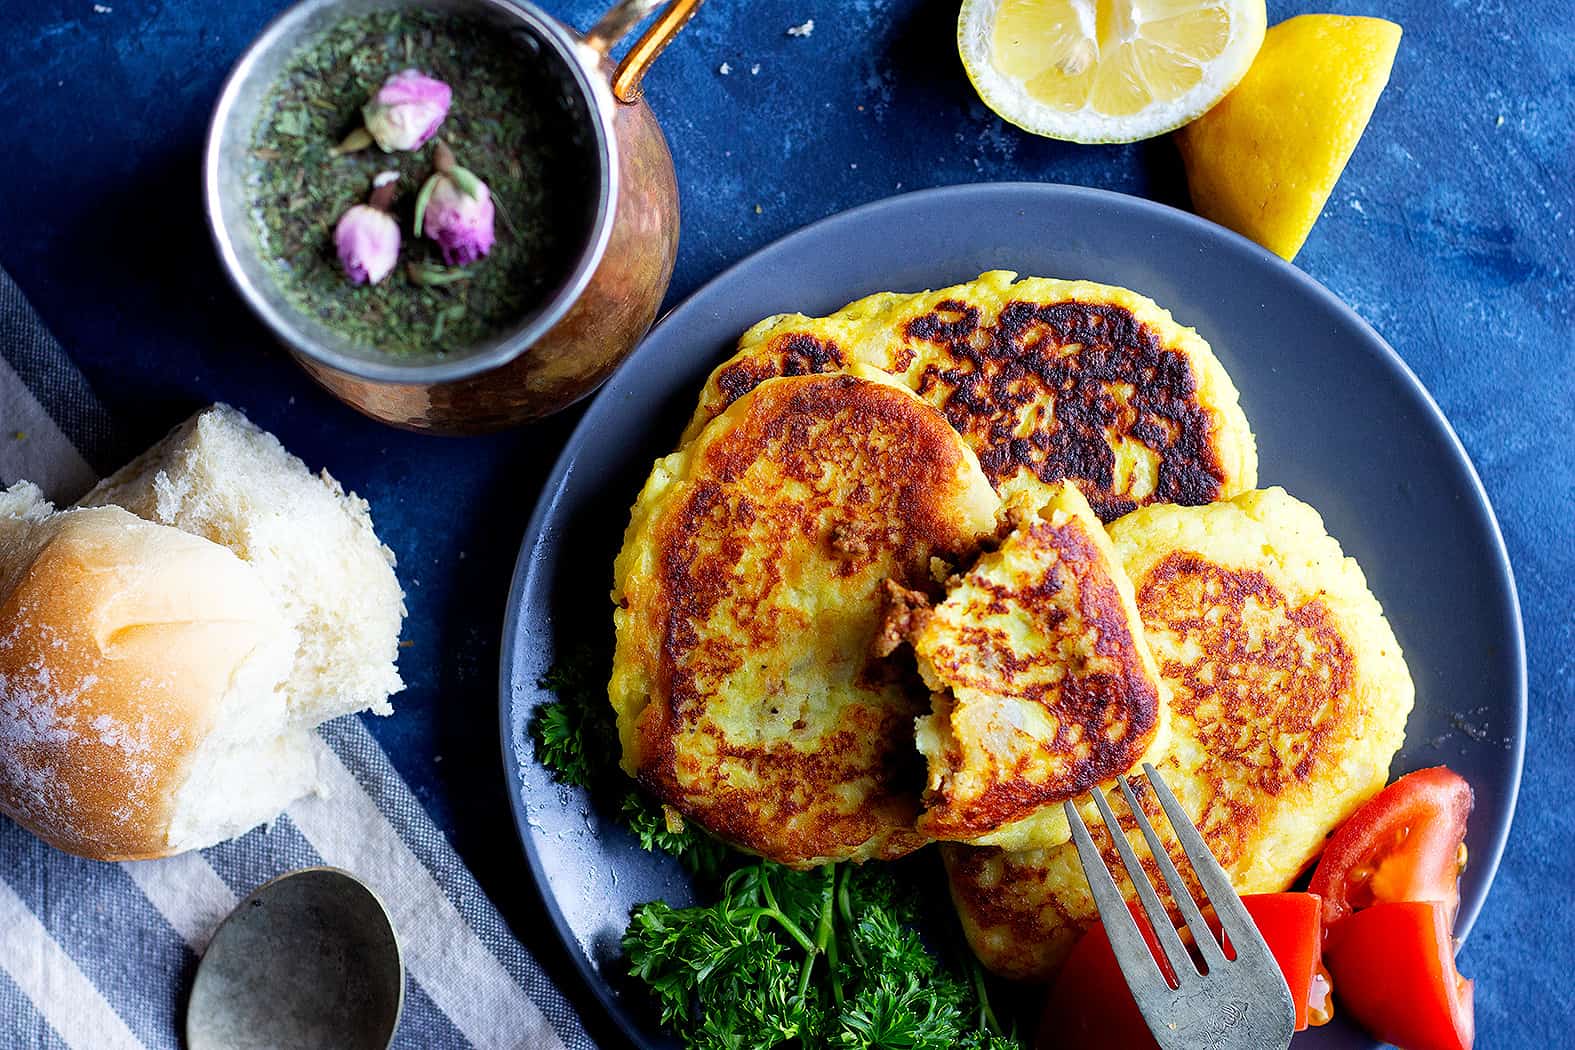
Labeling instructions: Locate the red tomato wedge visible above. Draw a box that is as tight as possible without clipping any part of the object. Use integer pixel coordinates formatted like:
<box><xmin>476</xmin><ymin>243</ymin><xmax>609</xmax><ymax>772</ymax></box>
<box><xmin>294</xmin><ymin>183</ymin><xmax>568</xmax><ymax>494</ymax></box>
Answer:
<box><xmin>1037</xmin><ymin>902</ymin><xmax>1168</xmax><ymax>1049</ymax></box>
<box><xmin>1211</xmin><ymin>893</ymin><xmax>1323</xmax><ymax>1031</ymax></box>
<box><xmin>1309</xmin><ymin>766</ymin><xmax>1473</xmax><ymax>931</ymax></box>
<box><xmin>1324</xmin><ymin>901</ymin><xmax>1474</xmax><ymax>1050</ymax></box>
<box><xmin>1037</xmin><ymin>894</ymin><xmax>1324</xmax><ymax>1048</ymax></box>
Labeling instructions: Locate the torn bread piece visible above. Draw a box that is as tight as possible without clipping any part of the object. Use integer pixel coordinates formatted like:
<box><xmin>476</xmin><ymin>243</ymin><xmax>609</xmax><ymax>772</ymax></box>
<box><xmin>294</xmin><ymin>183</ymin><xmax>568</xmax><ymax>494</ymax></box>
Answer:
<box><xmin>78</xmin><ymin>403</ymin><xmax>405</xmax><ymax>723</ymax></box>
<box><xmin>0</xmin><ymin>405</ymin><xmax>406</xmax><ymax>861</ymax></box>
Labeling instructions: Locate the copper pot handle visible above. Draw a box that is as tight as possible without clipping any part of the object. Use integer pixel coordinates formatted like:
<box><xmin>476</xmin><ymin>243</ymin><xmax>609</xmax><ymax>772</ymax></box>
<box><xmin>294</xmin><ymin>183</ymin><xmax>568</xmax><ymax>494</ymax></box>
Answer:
<box><xmin>583</xmin><ymin>0</ymin><xmax>704</xmax><ymax>104</ymax></box>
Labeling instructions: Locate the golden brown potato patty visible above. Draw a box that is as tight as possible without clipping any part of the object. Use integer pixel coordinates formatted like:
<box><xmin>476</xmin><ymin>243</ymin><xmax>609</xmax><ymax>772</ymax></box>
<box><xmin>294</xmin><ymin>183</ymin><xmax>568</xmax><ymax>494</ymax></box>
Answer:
<box><xmin>610</xmin><ymin>370</ymin><xmax>1002</xmax><ymax>867</ymax></box>
<box><xmin>947</xmin><ymin>489</ymin><xmax>1414</xmax><ymax>980</ymax></box>
<box><xmin>683</xmin><ymin>272</ymin><xmax>1257</xmax><ymax>522</ymax></box>
<box><xmin>889</xmin><ymin>482</ymin><xmax>1166</xmax><ymax>850</ymax></box>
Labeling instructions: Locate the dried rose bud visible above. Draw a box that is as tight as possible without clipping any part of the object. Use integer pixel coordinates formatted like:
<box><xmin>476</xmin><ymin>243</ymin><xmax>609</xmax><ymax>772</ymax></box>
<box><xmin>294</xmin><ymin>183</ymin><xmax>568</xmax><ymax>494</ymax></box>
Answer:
<box><xmin>414</xmin><ymin>148</ymin><xmax>495</xmax><ymax>267</ymax></box>
<box><xmin>335</xmin><ymin>206</ymin><xmax>400</xmax><ymax>284</ymax></box>
<box><xmin>362</xmin><ymin>69</ymin><xmax>451</xmax><ymax>152</ymax></box>
<box><xmin>334</xmin><ymin>172</ymin><xmax>401</xmax><ymax>285</ymax></box>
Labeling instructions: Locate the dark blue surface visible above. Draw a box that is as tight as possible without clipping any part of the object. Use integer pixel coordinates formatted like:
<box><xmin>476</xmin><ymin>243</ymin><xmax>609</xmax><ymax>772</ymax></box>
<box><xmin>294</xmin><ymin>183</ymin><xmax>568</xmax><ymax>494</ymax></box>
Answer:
<box><xmin>0</xmin><ymin>0</ymin><xmax>1569</xmax><ymax>1046</ymax></box>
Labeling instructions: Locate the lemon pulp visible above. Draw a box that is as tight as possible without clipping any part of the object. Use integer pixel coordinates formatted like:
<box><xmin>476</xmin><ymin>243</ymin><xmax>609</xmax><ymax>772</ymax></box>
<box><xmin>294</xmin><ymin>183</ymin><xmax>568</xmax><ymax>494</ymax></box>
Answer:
<box><xmin>960</xmin><ymin>0</ymin><xmax>1265</xmax><ymax>143</ymax></box>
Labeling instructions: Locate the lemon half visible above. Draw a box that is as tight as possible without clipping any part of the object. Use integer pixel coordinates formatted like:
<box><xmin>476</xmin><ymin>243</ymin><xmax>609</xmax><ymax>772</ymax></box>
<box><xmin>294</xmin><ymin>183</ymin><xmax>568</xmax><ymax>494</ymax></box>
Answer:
<box><xmin>959</xmin><ymin>0</ymin><xmax>1266</xmax><ymax>143</ymax></box>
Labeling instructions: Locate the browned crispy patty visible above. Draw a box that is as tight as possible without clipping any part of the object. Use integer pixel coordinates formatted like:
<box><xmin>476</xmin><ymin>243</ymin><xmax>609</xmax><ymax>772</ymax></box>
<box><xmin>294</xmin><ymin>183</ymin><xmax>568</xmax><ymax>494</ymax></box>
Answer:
<box><xmin>610</xmin><ymin>369</ymin><xmax>1002</xmax><ymax>867</ymax></box>
<box><xmin>887</xmin><ymin>482</ymin><xmax>1167</xmax><ymax>850</ymax></box>
<box><xmin>945</xmin><ymin>489</ymin><xmax>1414</xmax><ymax>980</ymax></box>
<box><xmin>682</xmin><ymin>272</ymin><xmax>1257</xmax><ymax>522</ymax></box>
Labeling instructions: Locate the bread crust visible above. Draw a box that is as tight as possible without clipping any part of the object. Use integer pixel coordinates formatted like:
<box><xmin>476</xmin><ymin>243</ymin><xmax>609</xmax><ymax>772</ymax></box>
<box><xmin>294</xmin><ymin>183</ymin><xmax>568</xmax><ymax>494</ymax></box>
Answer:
<box><xmin>0</xmin><ymin>506</ymin><xmax>290</xmax><ymax>860</ymax></box>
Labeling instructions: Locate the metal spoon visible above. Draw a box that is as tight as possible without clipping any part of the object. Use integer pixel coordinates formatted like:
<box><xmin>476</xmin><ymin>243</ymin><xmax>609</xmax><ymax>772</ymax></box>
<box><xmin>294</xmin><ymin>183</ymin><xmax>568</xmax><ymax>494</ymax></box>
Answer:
<box><xmin>187</xmin><ymin>867</ymin><xmax>404</xmax><ymax>1050</ymax></box>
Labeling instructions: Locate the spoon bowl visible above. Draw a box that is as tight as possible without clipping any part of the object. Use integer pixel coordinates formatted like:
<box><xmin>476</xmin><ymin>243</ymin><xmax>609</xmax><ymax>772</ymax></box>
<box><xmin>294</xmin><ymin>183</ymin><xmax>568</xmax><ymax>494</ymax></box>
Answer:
<box><xmin>187</xmin><ymin>867</ymin><xmax>404</xmax><ymax>1050</ymax></box>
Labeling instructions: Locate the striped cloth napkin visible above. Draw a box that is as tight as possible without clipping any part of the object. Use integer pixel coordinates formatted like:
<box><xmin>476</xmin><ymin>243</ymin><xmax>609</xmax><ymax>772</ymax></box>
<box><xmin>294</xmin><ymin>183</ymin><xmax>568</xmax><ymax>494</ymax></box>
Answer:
<box><xmin>0</xmin><ymin>267</ymin><xmax>593</xmax><ymax>1050</ymax></box>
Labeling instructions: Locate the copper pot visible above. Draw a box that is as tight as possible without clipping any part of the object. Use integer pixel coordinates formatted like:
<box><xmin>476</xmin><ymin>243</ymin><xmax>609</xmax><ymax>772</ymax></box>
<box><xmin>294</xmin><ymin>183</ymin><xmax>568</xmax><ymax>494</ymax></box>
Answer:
<box><xmin>205</xmin><ymin>0</ymin><xmax>701</xmax><ymax>433</ymax></box>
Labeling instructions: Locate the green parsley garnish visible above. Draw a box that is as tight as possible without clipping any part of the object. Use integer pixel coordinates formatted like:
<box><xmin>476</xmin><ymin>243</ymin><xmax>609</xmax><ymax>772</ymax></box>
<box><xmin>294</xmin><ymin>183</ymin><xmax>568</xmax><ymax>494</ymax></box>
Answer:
<box><xmin>533</xmin><ymin>649</ymin><xmax>1021</xmax><ymax>1049</ymax></box>
<box><xmin>625</xmin><ymin>862</ymin><xmax>1017</xmax><ymax>1049</ymax></box>
<box><xmin>532</xmin><ymin>646</ymin><xmax>723</xmax><ymax>872</ymax></box>
<box><xmin>618</xmin><ymin>792</ymin><xmax>732</xmax><ymax>881</ymax></box>
<box><xmin>532</xmin><ymin>653</ymin><xmax>612</xmax><ymax>789</ymax></box>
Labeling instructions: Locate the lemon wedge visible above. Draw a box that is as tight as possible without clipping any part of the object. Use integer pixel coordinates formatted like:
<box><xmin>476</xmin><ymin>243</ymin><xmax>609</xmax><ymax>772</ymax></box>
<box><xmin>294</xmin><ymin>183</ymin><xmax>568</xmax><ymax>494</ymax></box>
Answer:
<box><xmin>1177</xmin><ymin>14</ymin><xmax>1402</xmax><ymax>260</ymax></box>
<box><xmin>959</xmin><ymin>0</ymin><xmax>1266</xmax><ymax>143</ymax></box>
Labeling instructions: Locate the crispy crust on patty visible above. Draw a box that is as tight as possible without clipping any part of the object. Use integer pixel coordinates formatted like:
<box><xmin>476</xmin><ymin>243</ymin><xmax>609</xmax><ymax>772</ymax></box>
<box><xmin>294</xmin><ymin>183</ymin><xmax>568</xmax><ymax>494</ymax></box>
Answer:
<box><xmin>610</xmin><ymin>370</ymin><xmax>1002</xmax><ymax>867</ymax></box>
<box><xmin>894</xmin><ymin>483</ymin><xmax>1166</xmax><ymax>849</ymax></box>
<box><xmin>683</xmin><ymin>272</ymin><xmax>1257</xmax><ymax>522</ymax></box>
<box><xmin>947</xmin><ymin>488</ymin><xmax>1414</xmax><ymax>979</ymax></box>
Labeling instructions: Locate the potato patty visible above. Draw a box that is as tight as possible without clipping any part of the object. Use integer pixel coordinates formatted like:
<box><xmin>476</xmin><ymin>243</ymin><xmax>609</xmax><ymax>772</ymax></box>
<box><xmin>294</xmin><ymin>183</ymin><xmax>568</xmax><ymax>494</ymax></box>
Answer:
<box><xmin>886</xmin><ymin>482</ymin><xmax>1167</xmax><ymax>850</ymax></box>
<box><xmin>947</xmin><ymin>488</ymin><xmax>1414</xmax><ymax>979</ymax></box>
<box><xmin>610</xmin><ymin>369</ymin><xmax>1002</xmax><ymax>867</ymax></box>
<box><xmin>682</xmin><ymin>271</ymin><xmax>1257</xmax><ymax>522</ymax></box>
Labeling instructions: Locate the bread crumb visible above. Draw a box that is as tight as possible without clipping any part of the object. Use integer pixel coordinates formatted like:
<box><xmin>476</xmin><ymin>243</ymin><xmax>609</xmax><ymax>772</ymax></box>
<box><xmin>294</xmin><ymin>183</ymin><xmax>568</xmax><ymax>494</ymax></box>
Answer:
<box><xmin>94</xmin><ymin>3</ymin><xmax>113</xmax><ymax>12</ymax></box>
<box><xmin>719</xmin><ymin>61</ymin><xmax>731</xmax><ymax>75</ymax></box>
<box><xmin>751</xmin><ymin>63</ymin><xmax>761</xmax><ymax>75</ymax></box>
<box><xmin>787</xmin><ymin>19</ymin><xmax>814</xmax><ymax>37</ymax></box>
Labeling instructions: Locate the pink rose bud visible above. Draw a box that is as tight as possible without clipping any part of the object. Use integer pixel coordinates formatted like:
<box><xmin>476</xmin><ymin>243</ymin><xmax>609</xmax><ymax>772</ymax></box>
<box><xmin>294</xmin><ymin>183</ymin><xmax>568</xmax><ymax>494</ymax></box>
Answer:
<box><xmin>415</xmin><ymin>164</ymin><xmax>495</xmax><ymax>267</ymax></box>
<box><xmin>335</xmin><ymin>172</ymin><xmax>401</xmax><ymax>285</ymax></box>
<box><xmin>362</xmin><ymin>69</ymin><xmax>451</xmax><ymax>152</ymax></box>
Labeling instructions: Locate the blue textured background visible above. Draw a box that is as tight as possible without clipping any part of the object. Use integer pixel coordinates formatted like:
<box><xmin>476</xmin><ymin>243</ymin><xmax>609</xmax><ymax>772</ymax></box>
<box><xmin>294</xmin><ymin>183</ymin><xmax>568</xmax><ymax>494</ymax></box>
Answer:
<box><xmin>0</xmin><ymin>0</ymin><xmax>1569</xmax><ymax>1045</ymax></box>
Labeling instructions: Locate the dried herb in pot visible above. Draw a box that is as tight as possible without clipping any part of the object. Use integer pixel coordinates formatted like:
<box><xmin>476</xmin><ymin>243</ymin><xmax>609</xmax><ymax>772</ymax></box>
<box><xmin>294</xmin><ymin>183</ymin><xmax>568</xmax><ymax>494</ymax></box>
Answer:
<box><xmin>248</xmin><ymin>9</ymin><xmax>590</xmax><ymax>359</ymax></box>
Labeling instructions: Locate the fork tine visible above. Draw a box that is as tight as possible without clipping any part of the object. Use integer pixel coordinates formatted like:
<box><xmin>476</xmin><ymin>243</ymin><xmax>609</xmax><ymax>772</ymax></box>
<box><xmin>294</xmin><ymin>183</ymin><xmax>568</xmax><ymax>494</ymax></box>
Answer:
<box><xmin>1063</xmin><ymin>799</ymin><xmax>1170</xmax><ymax>988</ymax></box>
<box><xmin>1142</xmin><ymin>763</ymin><xmax>1261</xmax><ymax>957</ymax></box>
<box><xmin>1117</xmin><ymin>774</ymin><xmax>1228</xmax><ymax>969</ymax></box>
<box><xmin>1086</xmin><ymin>787</ymin><xmax>1197</xmax><ymax>982</ymax></box>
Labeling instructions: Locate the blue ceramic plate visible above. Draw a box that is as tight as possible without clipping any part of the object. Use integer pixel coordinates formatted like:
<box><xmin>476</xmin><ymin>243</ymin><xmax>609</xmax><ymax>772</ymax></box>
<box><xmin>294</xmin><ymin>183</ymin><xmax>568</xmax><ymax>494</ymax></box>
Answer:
<box><xmin>500</xmin><ymin>183</ymin><xmax>1525</xmax><ymax>1048</ymax></box>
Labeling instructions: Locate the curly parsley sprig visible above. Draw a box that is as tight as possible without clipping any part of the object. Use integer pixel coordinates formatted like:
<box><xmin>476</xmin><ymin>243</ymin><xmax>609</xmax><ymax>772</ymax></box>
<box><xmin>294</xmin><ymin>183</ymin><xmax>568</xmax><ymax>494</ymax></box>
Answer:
<box><xmin>625</xmin><ymin>861</ymin><xmax>1017</xmax><ymax>1049</ymax></box>
<box><xmin>533</xmin><ymin>647</ymin><xmax>727</xmax><ymax>875</ymax></box>
<box><xmin>533</xmin><ymin>655</ymin><xmax>614</xmax><ymax>789</ymax></box>
<box><xmin>532</xmin><ymin>649</ymin><xmax>1020</xmax><ymax>1049</ymax></box>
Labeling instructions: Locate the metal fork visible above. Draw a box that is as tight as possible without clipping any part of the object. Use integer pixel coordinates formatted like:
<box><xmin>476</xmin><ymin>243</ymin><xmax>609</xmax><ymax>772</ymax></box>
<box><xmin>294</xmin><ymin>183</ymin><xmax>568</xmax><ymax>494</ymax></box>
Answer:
<box><xmin>1063</xmin><ymin>763</ymin><xmax>1296</xmax><ymax>1050</ymax></box>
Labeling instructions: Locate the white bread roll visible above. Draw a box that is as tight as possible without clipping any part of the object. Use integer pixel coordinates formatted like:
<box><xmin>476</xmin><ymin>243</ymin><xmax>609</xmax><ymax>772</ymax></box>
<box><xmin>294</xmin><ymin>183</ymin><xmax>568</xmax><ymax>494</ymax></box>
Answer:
<box><xmin>79</xmin><ymin>404</ymin><xmax>406</xmax><ymax>722</ymax></box>
<box><xmin>0</xmin><ymin>491</ymin><xmax>315</xmax><ymax>859</ymax></box>
<box><xmin>0</xmin><ymin>405</ymin><xmax>406</xmax><ymax>860</ymax></box>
